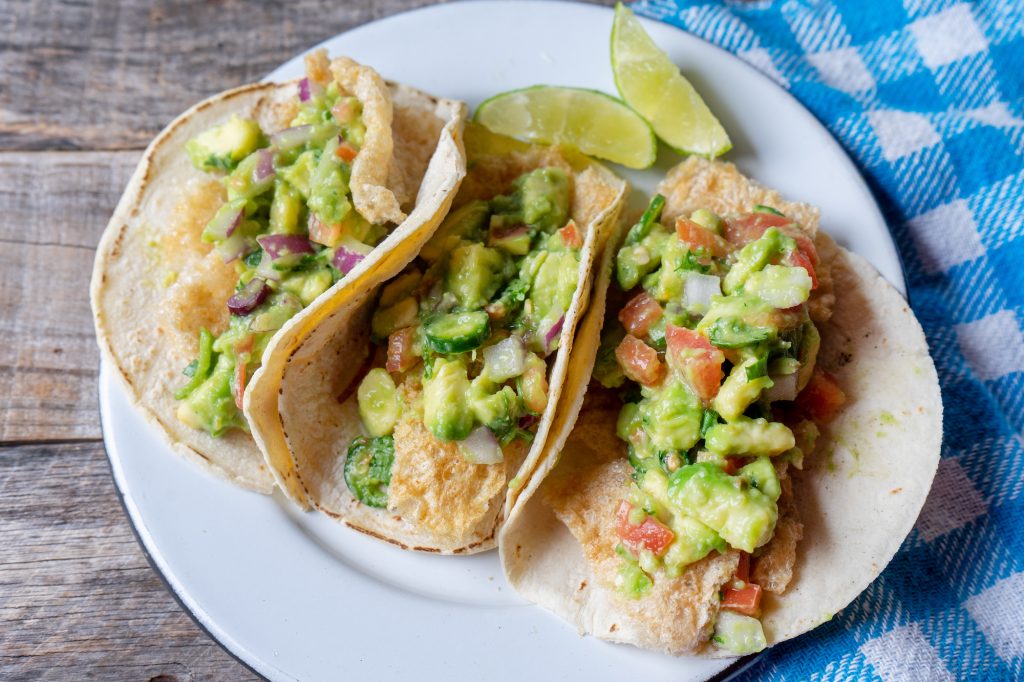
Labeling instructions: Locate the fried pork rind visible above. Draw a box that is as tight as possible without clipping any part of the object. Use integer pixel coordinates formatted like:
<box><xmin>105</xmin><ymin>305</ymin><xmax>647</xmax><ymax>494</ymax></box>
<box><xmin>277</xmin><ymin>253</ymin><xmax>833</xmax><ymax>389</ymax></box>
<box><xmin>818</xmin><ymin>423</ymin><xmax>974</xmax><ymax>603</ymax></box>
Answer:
<box><xmin>245</xmin><ymin>145</ymin><xmax>626</xmax><ymax>553</ymax></box>
<box><xmin>92</xmin><ymin>61</ymin><xmax>467</xmax><ymax>492</ymax></box>
<box><xmin>500</xmin><ymin>159</ymin><xmax>942</xmax><ymax>655</ymax></box>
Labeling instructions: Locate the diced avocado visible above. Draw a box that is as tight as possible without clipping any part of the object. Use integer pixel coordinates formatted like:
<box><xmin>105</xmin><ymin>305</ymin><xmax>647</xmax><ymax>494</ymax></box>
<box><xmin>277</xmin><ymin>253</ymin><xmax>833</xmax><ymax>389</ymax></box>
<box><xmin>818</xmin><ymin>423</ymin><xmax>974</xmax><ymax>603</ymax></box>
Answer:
<box><xmin>712</xmin><ymin>611</ymin><xmax>767</xmax><ymax>655</ymax></box>
<box><xmin>527</xmin><ymin>250</ymin><xmax>579</xmax><ymax>352</ymax></box>
<box><xmin>668</xmin><ymin>462</ymin><xmax>778</xmax><ymax>552</ymax></box>
<box><xmin>690</xmin><ymin>208</ymin><xmax>724</xmax><ymax>234</ymax></box>
<box><xmin>269</xmin><ymin>180</ymin><xmax>305</xmax><ymax>235</ymax></box>
<box><xmin>357</xmin><ymin>368</ymin><xmax>401</xmax><ymax>438</ymax></box>
<box><xmin>739</xmin><ymin>456</ymin><xmax>781</xmax><ymax>501</ymax></box>
<box><xmin>722</xmin><ymin>227</ymin><xmax>786</xmax><ymax>294</ymax></box>
<box><xmin>343</xmin><ymin>435</ymin><xmax>394</xmax><ymax>508</ymax></box>
<box><xmin>446</xmin><ymin>243</ymin><xmax>508</xmax><ymax>310</ymax></box>
<box><xmin>281</xmin><ymin>267</ymin><xmax>333</xmax><ymax>306</ymax></box>
<box><xmin>639</xmin><ymin>378</ymin><xmax>703</xmax><ymax>452</ymax></box>
<box><xmin>615</xmin><ymin>557</ymin><xmax>653</xmax><ymax>598</ymax></box>
<box><xmin>248</xmin><ymin>292</ymin><xmax>303</xmax><ymax>334</ymax></box>
<box><xmin>698</xmin><ymin>293</ymin><xmax>773</xmax><ymax>336</ymax></box>
<box><xmin>308</xmin><ymin>138</ymin><xmax>353</xmax><ymax>226</ymax></box>
<box><xmin>469</xmin><ymin>377</ymin><xmax>519</xmax><ymax>439</ymax></box>
<box><xmin>517</xmin><ymin>353</ymin><xmax>548</xmax><ymax>415</ymax></box>
<box><xmin>517</xmin><ymin>167</ymin><xmax>570</xmax><ymax>232</ymax></box>
<box><xmin>175</xmin><ymin>352</ymin><xmax>242</xmax><ymax>437</ymax></box>
<box><xmin>663</xmin><ymin>515</ymin><xmax>727</xmax><ymax>571</ymax></box>
<box><xmin>371</xmin><ymin>297</ymin><xmax>419</xmax><ymax>342</ymax></box>
<box><xmin>712</xmin><ymin>358</ymin><xmax>773</xmax><ymax>421</ymax></box>
<box><xmin>420</xmin><ymin>200</ymin><xmax>490</xmax><ymax>263</ymax></box>
<box><xmin>704</xmin><ymin>418</ymin><xmax>795</xmax><ymax>457</ymax></box>
<box><xmin>616</xmin><ymin>224</ymin><xmax>670</xmax><ymax>291</ymax></box>
<box><xmin>378</xmin><ymin>270</ymin><xmax>422</xmax><ymax>309</ymax></box>
<box><xmin>645</xmin><ymin>241</ymin><xmax>689</xmax><ymax>303</ymax></box>
<box><xmin>705</xmin><ymin>316</ymin><xmax>774</xmax><ymax>349</ymax></box>
<box><xmin>617</xmin><ymin>401</ymin><xmax>644</xmax><ymax>445</ymax></box>
<box><xmin>423</xmin><ymin>358</ymin><xmax>473</xmax><ymax>441</ymax></box>
<box><xmin>489</xmin><ymin>226</ymin><xmax>532</xmax><ymax>255</ymax></box>
<box><xmin>745</xmin><ymin>265</ymin><xmax>812</xmax><ymax>309</ymax></box>
<box><xmin>224</xmin><ymin>152</ymin><xmax>273</xmax><ymax>200</ymax></box>
<box><xmin>593</xmin><ymin>326</ymin><xmax>627</xmax><ymax>389</ymax></box>
<box><xmin>186</xmin><ymin>115</ymin><xmax>264</xmax><ymax>172</ymax></box>
<box><xmin>278</xmin><ymin>150</ymin><xmax>318</xmax><ymax>199</ymax></box>
<box><xmin>201</xmin><ymin>199</ymin><xmax>247</xmax><ymax>243</ymax></box>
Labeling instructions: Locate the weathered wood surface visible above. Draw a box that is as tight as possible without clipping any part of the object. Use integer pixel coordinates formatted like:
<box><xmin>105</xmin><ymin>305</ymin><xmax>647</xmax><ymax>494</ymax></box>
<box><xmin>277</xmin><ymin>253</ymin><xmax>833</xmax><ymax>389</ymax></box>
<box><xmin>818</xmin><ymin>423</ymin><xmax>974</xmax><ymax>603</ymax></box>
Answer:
<box><xmin>0</xmin><ymin>0</ymin><xmax>615</xmax><ymax>680</ymax></box>
<box><xmin>0</xmin><ymin>443</ymin><xmax>259</xmax><ymax>681</ymax></box>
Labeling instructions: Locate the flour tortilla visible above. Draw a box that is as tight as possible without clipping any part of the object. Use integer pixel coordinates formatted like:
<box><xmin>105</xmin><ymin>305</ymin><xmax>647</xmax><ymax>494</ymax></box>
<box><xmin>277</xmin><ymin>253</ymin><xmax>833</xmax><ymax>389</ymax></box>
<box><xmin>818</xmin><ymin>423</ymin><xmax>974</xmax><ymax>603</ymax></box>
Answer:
<box><xmin>245</xmin><ymin>144</ymin><xmax>627</xmax><ymax>553</ymax></box>
<box><xmin>91</xmin><ymin>63</ymin><xmax>467</xmax><ymax>492</ymax></box>
<box><xmin>499</xmin><ymin>158</ymin><xmax>942</xmax><ymax>655</ymax></box>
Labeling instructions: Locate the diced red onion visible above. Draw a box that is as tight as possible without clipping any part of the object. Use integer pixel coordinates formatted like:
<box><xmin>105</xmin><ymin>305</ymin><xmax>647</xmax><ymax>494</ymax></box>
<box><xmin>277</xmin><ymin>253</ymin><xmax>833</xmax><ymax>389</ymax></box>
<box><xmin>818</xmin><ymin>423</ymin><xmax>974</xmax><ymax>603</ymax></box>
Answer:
<box><xmin>764</xmin><ymin>373</ymin><xmax>799</xmax><ymax>402</ymax></box>
<box><xmin>683</xmin><ymin>273</ymin><xmax>722</xmax><ymax>310</ymax></box>
<box><xmin>482</xmin><ymin>335</ymin><xmax>527</xmax><ymax>382</ymax></box>
<box><xmin>204</xmin><ymin>203</ymin><xmax>245</xmax><ymax>240</ymax></box>
<box><xmin>227</xmin><ymin>278</ymin><xmax>269</xmax><ymax>316</ymax></box>
<box><xmin>253</xmin><ymin>149</ymin><xmax>276</xmax><ymax>182</ymax></box>
<box><xmin>257</xmin><ymin>234</ymin><xmax>315</xmax><ymax>260</ymax></box>
<box><xmin>491</xmin><ymin>224</ymin><xmax>529</xmax><ymax>241</ymax></box>
<box><xmin>458</xmin><ymin>426</ymin><xmax>504</xmax><ymax>465</ymax></box>
<box><xmin>270</xmin><ymin>125</ymin><xmax>316</xmax><ymax>152</ymax></box>
<box><xmin>544</xmin><ymin>314</ymin><xmax>566</xmax><ymax>353</ymax></box>
<box><xmin>518</xmin><ymin>414</ymin><xmax>539</xmax><ymax>430</ymax></box>
<box><xmin>298</xmin><ymin>78</ymin><xmax>311</xmax><ymax>102</ymax></box>
<box><xmin>216</xmin><ymin>232</ymin><xmax>256</xmax><ymax>263</ymax></box>
<box><xmin>332</xmin><ymin>239</ymin><xmax>372</xmax><ymax>274</ymax></box>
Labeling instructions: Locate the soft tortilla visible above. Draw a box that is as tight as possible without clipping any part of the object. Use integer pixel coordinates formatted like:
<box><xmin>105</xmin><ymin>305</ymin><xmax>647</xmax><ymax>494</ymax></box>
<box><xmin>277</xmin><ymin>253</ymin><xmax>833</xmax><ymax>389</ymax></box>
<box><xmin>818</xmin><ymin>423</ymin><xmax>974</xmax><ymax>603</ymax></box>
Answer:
<box><xmin>499</xmin><ymin>158</ymin><xmax>942</xmax><ymax>655</ymax></box>
<box><xmin>245</xmin><ymin>145</ymin><xmax>627</xmax><ymax>553</ymax></box>
<box><xmin>91</xmin><ymin>65</ymin><xmax>467</xmax><ymax>492</ymax></box>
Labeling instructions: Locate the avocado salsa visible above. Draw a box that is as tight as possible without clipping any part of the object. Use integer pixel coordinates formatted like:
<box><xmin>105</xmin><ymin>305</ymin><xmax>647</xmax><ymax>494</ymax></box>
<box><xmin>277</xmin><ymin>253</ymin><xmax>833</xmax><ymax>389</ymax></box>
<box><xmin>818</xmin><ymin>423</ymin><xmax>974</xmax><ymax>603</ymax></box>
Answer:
<box><xmin>174</xmin><ymin>68</ymin><xmax>385</xmax><ymax>436</ymax></box>
<box><xmin>593</xmin><ymin>195</ymin><xmax>846</xmax><ymax>654</ymax></box>
<box><xmin>343</xmin><ymin>167</ymin><xmax>582</xmax><ymax>508</ymax></box>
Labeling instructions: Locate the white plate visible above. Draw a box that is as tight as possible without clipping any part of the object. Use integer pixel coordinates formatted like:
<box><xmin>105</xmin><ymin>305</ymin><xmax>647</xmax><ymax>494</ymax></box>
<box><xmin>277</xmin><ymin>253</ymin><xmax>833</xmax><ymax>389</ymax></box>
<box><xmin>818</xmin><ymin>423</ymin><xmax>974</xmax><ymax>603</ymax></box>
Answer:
<box><xmin>102</xmin><ymin>3</ymin><xmax>905</xmax><ymax>682</ymax></box>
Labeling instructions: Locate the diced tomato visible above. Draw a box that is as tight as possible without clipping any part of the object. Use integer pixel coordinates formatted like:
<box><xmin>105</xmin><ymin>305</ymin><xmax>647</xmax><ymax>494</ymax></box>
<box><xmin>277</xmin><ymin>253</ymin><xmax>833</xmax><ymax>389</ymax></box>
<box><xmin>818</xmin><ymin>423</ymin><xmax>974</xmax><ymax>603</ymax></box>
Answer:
<box><xmin>665</xmin><ymin>325</ymin><xmax>725</xmax><ymax>402</ymax></box>
<box><xmin>386</xmin><ymin>327</ymin><xmax>418</xmax><ymax>374</ymax></box>
<box><xmin>619</xmin><ymin>292</ymin><xmax>663</xmax><ymax>338</ymax></box>
<box><xmin>721</xmin><ymin>582</ymin><xmax>763</xmax><ymax>616</ymax></box>
<box><xmin>735</xmin><ymin>552</ymin><xmax>751</xmax><ymax>583</ymax></box>
<box><xmin>724</xmin><ymin>212</ymin><xmax>792</xmax><ymax>246</ymax></box>
<box><xmin>782</xmin><ymin>226</ymin><xmax>819</xmax><ymax>266</ymax></box>
<box><xmin>616</xmin><ymin>501</ymin><xmax>675</xmax><ymax>557</ymax></box>
<box><xmin>615</xmin><ymin>334</ymin><xmax>665</xmax><ymax>387</ymax></box>
<box><xmin>233</xmin><ymin>336</ymin><xmax>255</xmax><ymax>410</ymax></box>
<box><xmin>796</xmin><ymin>368</ymin><xmax>847</xmax><ymax>423</ymax></box>
<box><xmin>721</xmin><ymin>457</ymin><xmax>741</xmax><ymax>476</ymax></box>
<box><xmin>558</xmin><ymin>220</ymin><xmax>583</xmax><ymax>249</ymax></box>
<box><xmin>787</xmin><ymin>248</ymin><xmax>818</xmax><ymax>289</ymax></box>
<box><xmin>335</xmin><ymin>141</ymin><xmax>358</xmax><ymax>162</ymax></box>
<box><xmin>676</xmin><ymin>217</ymin><xmax>731</xmax><ymax>257</ymax></box>
<box><xmin>308</xmin><ymin>214</ymin><xmax>343</xmax><ymax>248</ymax></box>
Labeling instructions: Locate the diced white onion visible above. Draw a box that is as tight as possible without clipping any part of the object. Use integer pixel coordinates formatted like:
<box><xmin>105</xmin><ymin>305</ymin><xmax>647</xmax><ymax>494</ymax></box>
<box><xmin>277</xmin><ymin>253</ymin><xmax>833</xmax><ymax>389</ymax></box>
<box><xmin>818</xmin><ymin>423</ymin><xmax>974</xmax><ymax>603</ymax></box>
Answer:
<box><xmin>483</xmin><ymin>336</ymin><xmax>527</xmax><ymax>382</ymax></box>
<box><xmin>764</xmin><ymin>372</ymin><xmax>798</xmax><ymax>402</ymax></box>
<box><xmin>683</xmin><ymin>273</ymin><xmax>722</xmax><ymax>310</ymax></box>
<box><xmin>458</xmin><ymin>427</ymin><xmax>504</xmax><ymax>465</ymax></box>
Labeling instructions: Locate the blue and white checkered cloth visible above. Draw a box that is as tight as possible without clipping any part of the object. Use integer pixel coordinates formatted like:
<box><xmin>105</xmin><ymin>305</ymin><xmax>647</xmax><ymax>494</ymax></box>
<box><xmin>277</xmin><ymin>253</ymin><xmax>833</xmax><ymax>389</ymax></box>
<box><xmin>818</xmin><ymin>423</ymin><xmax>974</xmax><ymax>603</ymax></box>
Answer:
<box><xmin>631</xmin><ymin>0</ymin><xmax>1024</xmax><ymax>679</ymax></box>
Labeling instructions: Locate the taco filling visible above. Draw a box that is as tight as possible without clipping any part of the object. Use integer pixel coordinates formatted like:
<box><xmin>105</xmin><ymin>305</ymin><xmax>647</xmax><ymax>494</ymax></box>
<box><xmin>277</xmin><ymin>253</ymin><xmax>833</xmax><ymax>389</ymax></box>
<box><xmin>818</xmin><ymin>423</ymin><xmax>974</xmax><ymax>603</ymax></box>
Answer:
<box><xmin>553</xmin><ymin>193</ymin><xmax>845</xmax><ymax>654</ymax></box>
<box><xmin>173</xmin><ymin>51</ymin><xmax>414</xmax><ymax>437</ymax></box>
<box><xmin>347</xmin><ymin>166</ymin><xmax>583</xmax><ymax>513</ymax></box>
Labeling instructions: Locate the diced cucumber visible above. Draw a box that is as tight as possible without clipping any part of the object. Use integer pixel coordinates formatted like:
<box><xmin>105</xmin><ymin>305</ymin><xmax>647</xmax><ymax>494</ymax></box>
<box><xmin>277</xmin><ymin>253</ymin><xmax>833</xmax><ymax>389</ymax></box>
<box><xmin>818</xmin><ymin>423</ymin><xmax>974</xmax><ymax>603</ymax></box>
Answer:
<box><xmin>343</xmin><ymin>435</ymin><xmax>394</xmax><ymax>508</ymax></box>
<box><xmin>712</xmin><ymin>611</ymin><xmax>767</xmax><ymax>655</ymax></box>
<box><xmin>424</xmin><ymin>311</ymin><xmax>491</xmax><ymax>354</ymax></box>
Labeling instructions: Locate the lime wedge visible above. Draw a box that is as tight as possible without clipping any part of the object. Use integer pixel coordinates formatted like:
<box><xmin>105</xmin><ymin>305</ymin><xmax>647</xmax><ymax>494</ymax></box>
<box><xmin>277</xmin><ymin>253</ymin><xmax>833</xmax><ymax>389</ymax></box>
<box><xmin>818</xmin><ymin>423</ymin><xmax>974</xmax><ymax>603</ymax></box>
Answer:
<box><xmin>611</xmin><ymin>3</ymin><xmax>731</xmax><ymax>158</ymax></box>
<box><xmin>474</xmin><ymin>86</ymin><xmax>657</xmax><ymax>169</ymax></box>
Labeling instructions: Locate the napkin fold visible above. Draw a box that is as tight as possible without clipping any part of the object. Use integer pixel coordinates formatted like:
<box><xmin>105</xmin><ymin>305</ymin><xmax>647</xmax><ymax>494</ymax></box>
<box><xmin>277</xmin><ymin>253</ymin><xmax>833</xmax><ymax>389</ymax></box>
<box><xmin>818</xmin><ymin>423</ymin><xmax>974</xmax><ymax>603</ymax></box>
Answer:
<box><xmin>633</xmin><ymin>1</ymin><xmax>1024</xmax><ymax>679</ymax></box>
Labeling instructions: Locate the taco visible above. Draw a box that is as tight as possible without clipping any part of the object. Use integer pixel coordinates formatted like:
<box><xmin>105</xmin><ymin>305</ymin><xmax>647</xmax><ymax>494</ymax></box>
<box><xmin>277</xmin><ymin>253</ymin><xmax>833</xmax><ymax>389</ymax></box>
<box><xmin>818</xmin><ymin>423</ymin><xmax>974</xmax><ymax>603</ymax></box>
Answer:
<box><xmin>244</xmin><ymin>129</ymin><xmax>627</xmax><ymax>553</ymax></box>
<box><xmin>499</xmin><ymin>157</ymin><xmax>941</xmax><ymax>655</ymax></box>
<box><xmin>91</xmin><ymin>50</ymin><xmax>466</xmax><ymax>492</ymax></box>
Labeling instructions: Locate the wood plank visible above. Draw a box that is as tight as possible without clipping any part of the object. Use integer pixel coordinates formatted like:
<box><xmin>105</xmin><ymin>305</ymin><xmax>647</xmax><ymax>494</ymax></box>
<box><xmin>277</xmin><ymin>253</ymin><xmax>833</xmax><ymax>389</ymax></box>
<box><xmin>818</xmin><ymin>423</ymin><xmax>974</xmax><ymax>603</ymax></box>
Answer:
<box><xmin>1</xmin><ymin>0</ymin><xmax>614</xmax><ymax>151</ymax></box>
<box><xmin>0</xmin><ymin>441</ymin><xmax>258</xmax><ymax>681</ymax></box>
<box><xmin>0</xmin><ymin>151</ymin><xmax>138</xmax><ymax>442</ymax></box>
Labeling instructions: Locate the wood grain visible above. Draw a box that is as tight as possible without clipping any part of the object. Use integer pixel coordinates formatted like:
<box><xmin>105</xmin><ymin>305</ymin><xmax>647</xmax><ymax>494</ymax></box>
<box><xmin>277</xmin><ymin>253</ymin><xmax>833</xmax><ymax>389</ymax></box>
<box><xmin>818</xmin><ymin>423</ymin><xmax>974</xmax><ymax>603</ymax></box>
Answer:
<box><xmin>0</xmin><ymin>442</ymin><xmax>258</xmax><ymax>681</ymax></box>
<box><xmin>0</xmin><ymin>152</ymin><xmax>138</xmax><ymax>443</ymax></box>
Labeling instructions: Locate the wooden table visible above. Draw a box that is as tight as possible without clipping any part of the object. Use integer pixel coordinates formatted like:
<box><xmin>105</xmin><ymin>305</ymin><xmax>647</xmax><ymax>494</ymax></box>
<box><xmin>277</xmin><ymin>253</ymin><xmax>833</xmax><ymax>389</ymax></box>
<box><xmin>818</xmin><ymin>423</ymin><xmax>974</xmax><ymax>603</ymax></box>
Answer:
<box><xmin>0</xmin><ymin>1</ymin><xmax>612</xmax><ymax>678</ymax></box>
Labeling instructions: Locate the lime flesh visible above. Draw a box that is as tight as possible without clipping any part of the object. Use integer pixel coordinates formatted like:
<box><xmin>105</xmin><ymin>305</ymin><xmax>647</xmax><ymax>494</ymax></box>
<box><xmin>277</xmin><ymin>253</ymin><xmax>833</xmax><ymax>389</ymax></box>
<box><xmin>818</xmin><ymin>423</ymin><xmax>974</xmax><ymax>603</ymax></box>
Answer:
<box><xmin>475</xmin><ymin>86</ymin><xmax>657</xmax><ymax>169</ymax></box>
<box><xmin>611</xmin><ymin>3</ymin><xmax>731</xmax><ymax>158</ymax></box>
